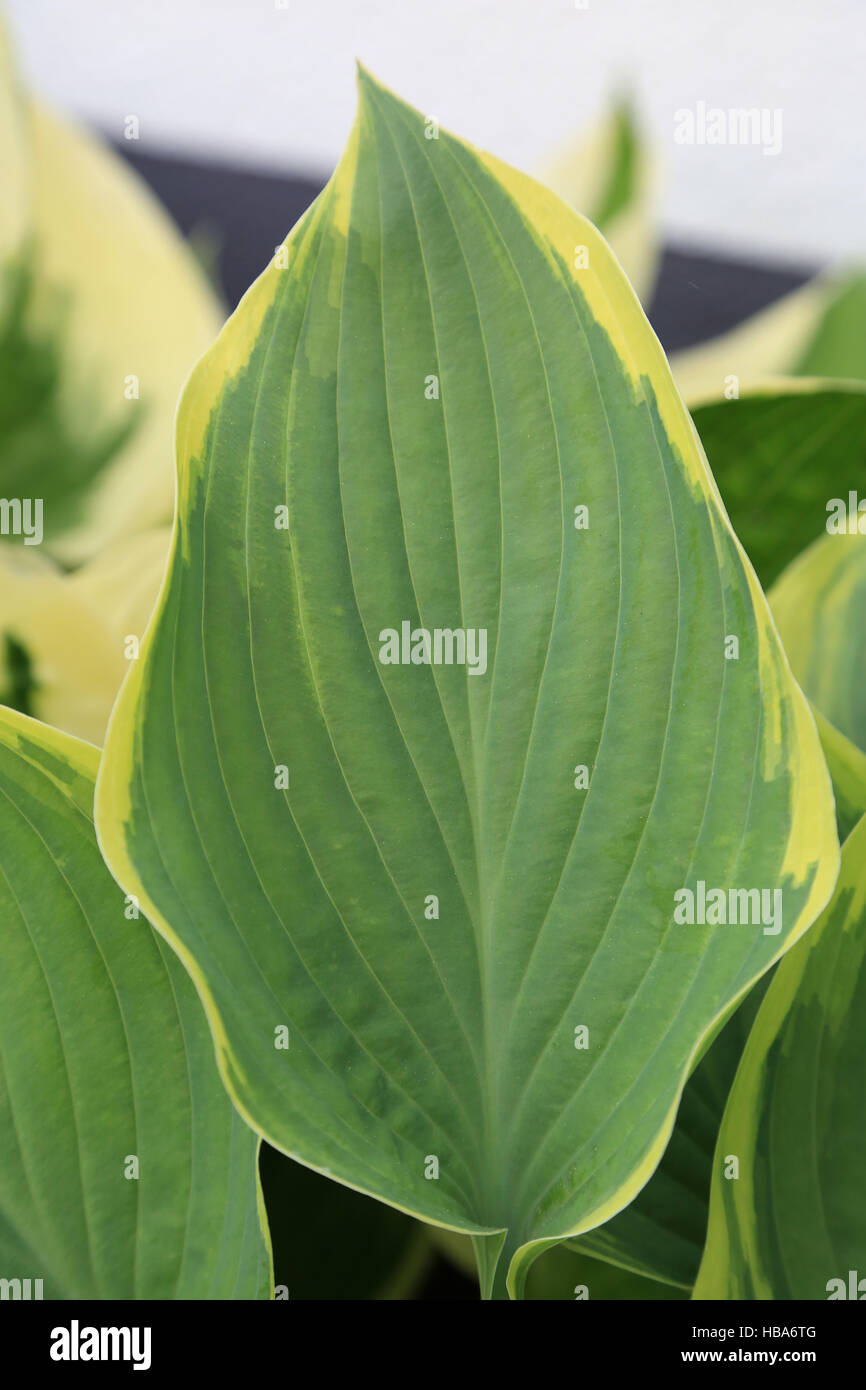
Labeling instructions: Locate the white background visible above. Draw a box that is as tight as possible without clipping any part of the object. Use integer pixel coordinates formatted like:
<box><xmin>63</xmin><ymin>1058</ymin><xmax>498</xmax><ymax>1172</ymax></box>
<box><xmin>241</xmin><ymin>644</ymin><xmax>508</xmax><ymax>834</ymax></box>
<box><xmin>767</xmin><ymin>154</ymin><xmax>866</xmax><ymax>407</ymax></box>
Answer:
<box><xmin>5</xmin><ymin>0</ymin><xmax>863</xmax><ymax>267</ymax></box>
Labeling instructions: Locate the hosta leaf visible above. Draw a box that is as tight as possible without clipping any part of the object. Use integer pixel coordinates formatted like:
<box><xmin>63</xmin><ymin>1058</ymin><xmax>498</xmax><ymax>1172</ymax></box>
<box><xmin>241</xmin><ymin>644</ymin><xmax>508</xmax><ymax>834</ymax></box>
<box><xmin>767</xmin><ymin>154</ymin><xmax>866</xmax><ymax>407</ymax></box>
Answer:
<box><xmin>0</xmin><ymin>706</ymin><xmax>271</xmax><ymax>1298</ymax></box>
<box><xmin>770</xmin><ymin>530</ymin><xmax>866</xmax><ymax>754</ymax></box>
<box><xmin>567</xmin><ymin>978</ymin><xmax>766</xmax><ymax>1289</ymax></box>
<box><xmin>695</xmin><ymin>809</ymin><xmax>866</xmax><ymax>1299</ymax></box>
<box><xmin>692</xmin><ymin>381</ymin><xmax>866</xmax><ymax>587</ymax></box>
<box><xmin>96</xmin><ymin>70</ymin><xmax>838</xmax><ymax>1298</ymax></box>
<box><xmin>540</xmin><ymin>96</ymin><xmax>659</xmax><ymax>305</ymax></box>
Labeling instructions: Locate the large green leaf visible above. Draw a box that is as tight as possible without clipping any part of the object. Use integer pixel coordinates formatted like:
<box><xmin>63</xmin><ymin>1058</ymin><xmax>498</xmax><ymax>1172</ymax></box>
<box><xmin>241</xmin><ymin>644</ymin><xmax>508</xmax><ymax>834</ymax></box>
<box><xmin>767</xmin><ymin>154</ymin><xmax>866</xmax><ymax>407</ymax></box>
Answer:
<box><xmin>692</xmin><ymin>382</ymin><xmax>866</xmax><ymax>588</ymax></box>
<box><xmin>95</xmin><ymin>69</ymin><xmax>838</xmax><ymax>1298</ymax></box>
<box><xmin>695</xmin><ymin>809</ymin><xmax>866</xmax><ymax>1299</ymax></box>
<box><xmin>0</xmin><ymin>705</ymin><xmax>271</xmax><ymax>1298</ymax></box>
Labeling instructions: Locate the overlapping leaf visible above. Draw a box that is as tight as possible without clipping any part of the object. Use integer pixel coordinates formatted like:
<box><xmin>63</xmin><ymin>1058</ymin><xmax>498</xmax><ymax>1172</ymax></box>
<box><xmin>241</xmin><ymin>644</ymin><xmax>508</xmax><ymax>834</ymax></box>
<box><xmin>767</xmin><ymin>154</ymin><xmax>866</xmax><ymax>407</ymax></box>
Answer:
<box><xmin>0</xmin><ymin>706</ymin><xmax>271</xmax><ymax>1298</ymax></box>
<box><xmin>96</xmin><ymin>71</ymin><xmax>838</xmax><ymax>1297</ymax></box>
<box><xmin>567</xmin><ymin>978</ymin><xmax>766</xmax><ymax>1289</ymax></box>
<box><xmin>695</xmin><ymin>809</ymin><xmax>866</xmax><ymax>1299</ymax></box>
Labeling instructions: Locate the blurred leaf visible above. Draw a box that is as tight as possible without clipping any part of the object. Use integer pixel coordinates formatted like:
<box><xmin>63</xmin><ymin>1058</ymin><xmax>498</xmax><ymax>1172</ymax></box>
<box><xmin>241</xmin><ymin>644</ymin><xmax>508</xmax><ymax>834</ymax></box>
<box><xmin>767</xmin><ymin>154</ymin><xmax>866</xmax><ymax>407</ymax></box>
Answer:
<box><xmin>0</xmin><ymin>47</ymin><xmax>223</xmax><ymax>561</ymax></box>
<box><xmin>0</xmin><ymin>13</ymin><xmax>28</xmax><ymax>313</ymax></box>
<box><xmin>673</xmin><ymin>268</ymin><xmax>866</xmax><ymax>410</ymax></box>
<box><xmin>22</xmin><ymin>101</ymin><xmax>223</xmax><ymax>561</ymax></box>
<box><xmin>67</xmin><ymin>527</ymin><xmax>170</xmax><ymax>646</ymax></box>
<box><xmin>0</xmin><ymin>530</ymin><xmax>168</xmax><ymax>745</ymax></box>
<box><xmin>0</xmin><ymin>253</ymin><xmax>138</xmax><ymax>535</ymax></box>
<box><xmin>671</xmin><ymin>280</ymin><xmax>833</xmax><ymax>407</ymax></box>
<box><xmin>794</xmin><ymin>271</ymin><xmax>866</xmax><ymax>379</ymax></box>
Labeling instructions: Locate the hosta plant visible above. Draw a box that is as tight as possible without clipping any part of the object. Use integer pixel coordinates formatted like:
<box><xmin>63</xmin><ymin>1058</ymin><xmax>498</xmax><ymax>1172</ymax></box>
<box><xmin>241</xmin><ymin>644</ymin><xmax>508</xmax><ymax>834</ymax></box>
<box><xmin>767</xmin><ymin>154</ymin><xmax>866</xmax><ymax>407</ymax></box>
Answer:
<box><xmin>2</xmin><ymin>43</ymin><xmax>865</xmax><ymax>1301</ymax></box>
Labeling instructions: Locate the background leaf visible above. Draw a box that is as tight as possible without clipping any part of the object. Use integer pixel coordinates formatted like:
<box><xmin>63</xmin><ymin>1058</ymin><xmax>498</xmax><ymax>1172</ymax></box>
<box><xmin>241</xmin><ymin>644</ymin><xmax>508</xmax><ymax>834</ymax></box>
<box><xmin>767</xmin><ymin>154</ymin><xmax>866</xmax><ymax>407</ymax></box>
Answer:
<box><xmin>670</xmin><ymin>281</ymin><xmax>835</xmax><ymax>406</ymax></box>
<box><xmin>0</xmin><ymin>17</ymin><xmax>223</xmax><ymax>565</ymax></box>
<box><xmin>0</xmin><ymin>530</ymin><xmax>168</xmax><ymax>745</ymax></box>
<box><xmin>692</xmin><ymin>382</ymin><xmax>866</xmax><ymax>587</ymax></box>
<box><xmin>770</xmin><ymin>530</ymin><xmax>866</xmax><ymax>753</ymax></box>
<box><xmin>695</xmin><ymin>809</ymin><xmax>866</xmax><ymax>1299</ymax></box>
<box><xmin>794</xmin><ymin>271</ymin><xmax>866</xmax><ymax>380</ymax></box>
<box><xmin>567</xmin><ymin>976</ymin><xmax>766</xmax><ymax>1290</ymax></box>
<box><xmin>671</xmin><ymin>268</ymin><xmax>866</xmax><ymax>410</ymax></box>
